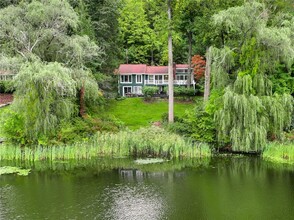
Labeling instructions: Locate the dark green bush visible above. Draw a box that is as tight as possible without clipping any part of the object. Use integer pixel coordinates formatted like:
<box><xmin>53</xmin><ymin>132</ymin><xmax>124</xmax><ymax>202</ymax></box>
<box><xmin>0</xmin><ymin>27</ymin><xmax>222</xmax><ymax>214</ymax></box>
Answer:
<box><xmin>58</xmin><ymin>116</ymin><xmax>121</xmax><ymax>144</ymax></box>
<box><xmin>0</xmin><ymin>80</ymin><xmax>14</xmax><ymax>93</ymax></box>
<box><xmin>1</xmin><ymin>109</ymin><xmax>26</xmax><ymax>145</ymax></box>
<box><xmin>143</xmin><ymin>86</ymin><xmax>158</xmax><ymax>101</ymax></box>
<box><xmin>164</xmin><ymin>86</ymin><xmax>195</xmax><ymax>97</ymax></box>
<box><xmin>143</xmin><ymin>86</ymin><xmax>158</xmax><ymax>97</ymax></box>
<box><xmin>163</xmin><ymin>101</ymin><xmax>216</xmax><ymax>144</ymax></box>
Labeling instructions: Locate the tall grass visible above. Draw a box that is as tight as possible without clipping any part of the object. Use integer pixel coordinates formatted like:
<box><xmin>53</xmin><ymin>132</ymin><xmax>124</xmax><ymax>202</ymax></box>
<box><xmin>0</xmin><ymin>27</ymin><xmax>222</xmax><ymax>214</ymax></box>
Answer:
<box><xmin>263</xmin><ymin>142</ymin><xmax>294</xmax><ymax>164</ymax></box>
<box><xmin>0</xmin><ymin>127</ymin><xmax>211</xmax><ymax>161</ymax></box>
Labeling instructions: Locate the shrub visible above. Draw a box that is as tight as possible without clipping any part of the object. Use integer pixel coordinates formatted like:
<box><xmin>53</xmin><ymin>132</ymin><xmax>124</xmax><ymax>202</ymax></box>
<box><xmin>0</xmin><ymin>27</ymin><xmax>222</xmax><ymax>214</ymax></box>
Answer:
<box><xmin>0</xmin><ymin>80</ymin><xmax>14</xmax><ymax>93</ymax></box>
<box><xmin>164</xmin><ymin>101</ymin><xmax>216</xmax><ymax>144</ymax></box>
<box><xmin>0</xmin><ymin>109</ymin><xmax>26</xmax><ymax>145</ymax></box>
<box><xmin>143</xmin><ymin>86</ymin><xmax>158</xmax><ymax>101</ymax></box>
<box><xmin>143</xmin><ymin>86</ymin><xmax>158</xmax><ymax>97</ymax></box>
<box><xmin>164</xmin><ymin>86</ymin><xmax>195</xmax><ymax>97</ymax></box>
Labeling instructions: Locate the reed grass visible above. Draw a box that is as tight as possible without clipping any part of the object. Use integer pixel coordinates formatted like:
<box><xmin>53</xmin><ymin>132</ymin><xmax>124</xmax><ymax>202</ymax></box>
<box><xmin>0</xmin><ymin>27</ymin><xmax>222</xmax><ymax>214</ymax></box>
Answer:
<box><xmin>0</xmin><ymin>127</ymin><xmax>211</xmax><ymax>161</ymax></box>
<box><xmin>263</xmin><ymin>142</ymin><xmax>294</xmax><ymax>164</ymax></box>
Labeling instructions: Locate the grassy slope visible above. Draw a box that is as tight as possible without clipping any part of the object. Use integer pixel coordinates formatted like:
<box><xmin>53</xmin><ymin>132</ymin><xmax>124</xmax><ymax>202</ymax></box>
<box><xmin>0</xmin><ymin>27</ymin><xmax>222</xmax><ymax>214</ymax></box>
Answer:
<box><xmin>103</xmin><ymin>97</ymin><xmax>194</xmax><ymax>129</ymax></box>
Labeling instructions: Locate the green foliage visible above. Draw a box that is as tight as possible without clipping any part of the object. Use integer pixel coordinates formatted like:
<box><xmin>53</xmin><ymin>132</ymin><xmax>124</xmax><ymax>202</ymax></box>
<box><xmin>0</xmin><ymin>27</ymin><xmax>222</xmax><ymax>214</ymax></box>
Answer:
<box><xmin>142</xmin><ymin>86</ymin><xmax>159</xmax><ymax>98</ymax></box>
<box><xmin>1</xmin><ymin>109</ymin><xmax>26</xmax><ymax>144</ymax></box>
<box><xmin>163</xmin><ymin>86</ymin><xmax>196</xmax><ymax>96</ymax></box>
<box><xmin>263</xmin><ymin>142</ymin><xmax>294</xmax><ymax>164</ymax></box>
<box><xmin>0</xmin><ymin>54</ymin><xmax>23</xmax><ymax>74</ymax></box>
<box><xmin>82</xmin><ymin>0</ymin><xmax>122</xmax><ymax>71</ymax></box>
<box><xmin>165</xmin><ymin>101</ymin><xmax>216</xmax><ymax>144</ymax></box>
<box><xmin>184</xmin><ymin>106</ymin><xmax>216</xmax><ymax>144</ymax></box>
<box><xmin>0</xmin><ymin>127</ymin><xmax>211</xmax><ymax>161</ymax></box>
<box><xmin>210</xmin><ymin>2</ymin><xmax>294</xmax><ymax>152</ymax></box>
<box><xmin>0</xmin><ymin>80</ymin><xmax>14</xmax><ymax>93</ymax></box>
<box><xmin>0</xmin><ymin>1</ymin><xmax>106</xmax><ymax>145</ymax></box>
<box><xmin>118</xmin><ymin>0</ymin><xmax>155</xmax><ymax>64</ymax></box>
<box><xmin>174</xmin><ymin>86</ymin><xmax>195</xmax><ymax>96</ymax></box>
<box><xmin>195</xmin><ymin>77</ymin><xmax>205</xmax><ymax>94</ymax></box>
<box><xmin>215</xmin><ymin>75</ymin><xmax>293</xmax><ymax>152</ymax></box>
<box><xmin>5</xmin><ymin>61</ymin><xmax>77</xmax><ymax>145</ymax></box>
<box><xmin>269</xmin><ymin>64</ymin><xmax>294</xmax><ymax>94</ymax></box>
<box><xmin>0</xmin><ymin>166</ymin><xmax>30</xmax><ymax>176</ymax></box>
<box><xmin>71</xmin><ymin>69</ymin><xmax>104</xmax><ymax>108</ymax></box>
<box><xmin>58</xmin><ymin>116</ymin><xmax>121</xmax><ymax>144</ymax></box>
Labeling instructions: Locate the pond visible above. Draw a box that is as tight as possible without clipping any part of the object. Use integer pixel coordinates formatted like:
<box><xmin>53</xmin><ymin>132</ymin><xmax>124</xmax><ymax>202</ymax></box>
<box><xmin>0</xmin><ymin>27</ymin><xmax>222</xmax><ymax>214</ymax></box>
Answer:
<box><xmin>1</xmin><ymin>157</ymin><xmax>294</xmax><ymax>220</ymax></box>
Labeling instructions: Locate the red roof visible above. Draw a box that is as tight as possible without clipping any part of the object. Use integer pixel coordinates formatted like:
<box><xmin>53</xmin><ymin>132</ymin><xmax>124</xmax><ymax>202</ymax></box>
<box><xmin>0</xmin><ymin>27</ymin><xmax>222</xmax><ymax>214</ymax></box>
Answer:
<box><xmin>176</xmin><ymin>64</ymin><xmax>189</xmax><ymax>68</ymax></box>
<box><xmin>118</xmin><ymin>64</ymin><xmax>189</xmax><ymax>74</ymax></box>
<box><xmin>119</xmin><ymin>64</ymin><xmax>147</xmax><ymax>74</ymax></box>
<box><xmin>146</xmin><ymin>66</ymin><xmax>168</xmax><ymax>74</ymax></box>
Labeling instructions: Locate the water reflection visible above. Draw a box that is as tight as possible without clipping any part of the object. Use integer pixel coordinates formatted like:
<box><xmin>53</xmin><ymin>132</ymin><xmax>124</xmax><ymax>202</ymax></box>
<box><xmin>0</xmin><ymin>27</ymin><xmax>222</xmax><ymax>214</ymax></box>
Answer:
<box><xmin>1</xmin><ymin>157</ymin><xmax>294</xmax><ymax>220</ymax></box>
<box><xmin>101</xmin><ymin>183</ymin><xmax>166</xmax><ymax>220</ymax></box>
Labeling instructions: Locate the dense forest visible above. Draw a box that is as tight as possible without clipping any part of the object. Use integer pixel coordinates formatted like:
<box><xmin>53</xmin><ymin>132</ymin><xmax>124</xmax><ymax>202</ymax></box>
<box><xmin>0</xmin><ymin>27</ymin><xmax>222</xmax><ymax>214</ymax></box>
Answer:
<box><xmin>0</xmin><ymin>0</ymin><xmax>294</xmax><ymax>161</ymax></box>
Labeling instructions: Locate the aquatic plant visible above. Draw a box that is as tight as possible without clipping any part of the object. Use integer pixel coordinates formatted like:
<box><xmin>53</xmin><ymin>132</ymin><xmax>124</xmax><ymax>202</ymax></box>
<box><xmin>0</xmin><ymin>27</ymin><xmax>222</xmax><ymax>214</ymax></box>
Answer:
<box><xmin>263</xmin><ymin>142</ymin><xmax>294</xmax><ymax>164</ymax></box>
<box><xmin>0</xmin><ymin>166</ymin><xmax>30</xmax><ymax>176</ymax></box>
<box><xmin>0</xmin><ymin>127</ymin><xmax>211</xmax><ymax>161</ymax></box>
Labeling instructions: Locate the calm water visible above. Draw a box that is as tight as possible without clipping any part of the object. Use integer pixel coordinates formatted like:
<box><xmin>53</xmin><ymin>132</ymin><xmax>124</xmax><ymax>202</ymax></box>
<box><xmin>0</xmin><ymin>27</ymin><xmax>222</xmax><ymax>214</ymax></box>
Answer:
<box><xmin>1</xmin><ymin>157</ymin><xmax>294</xmax><ymax>220</ymax></box>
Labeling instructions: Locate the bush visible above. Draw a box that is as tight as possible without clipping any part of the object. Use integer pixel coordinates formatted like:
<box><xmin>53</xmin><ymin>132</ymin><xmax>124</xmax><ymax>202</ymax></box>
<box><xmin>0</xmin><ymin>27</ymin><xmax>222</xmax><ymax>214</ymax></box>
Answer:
<box><xmin>0</xmin><ymin>80</ymin><xmax>14</xmax><ymax>93</ymax></box>
<box><xmin>164</xmin><ymin>86</ymin><xmax>195</xmax><ymax>97</ymax></box>
<box><xmin>163</xmin><ymin>100</ymin><xmax>216</xmax><ymax>144</ymax></box>
<box><xmin>57</xmin><ymin>116</ymin><xmax>122</xmax><ymax>144</ymax></box>
<box><xmin>195</xmin><ymin>78</ymin><xmax>205</xmax><ymax>94</ymax></box>
<box><xmin>143</xmin><ymin>86</ymin><xmax>158</xmax><ymax>97</ymax></box>
<box><xmin>161</xmin><ymin>112</ymin><xmax>182</xmax><ymax>123</ymax></box>
<box><xmin>143</xmin><ymin>86</ymin><xmax>158</xmax><ymax>101</ymax></box>
<box><xmin>1</xmin><ymin>109</ymin><xmax>26</xmax><ymax>145</ymax></box>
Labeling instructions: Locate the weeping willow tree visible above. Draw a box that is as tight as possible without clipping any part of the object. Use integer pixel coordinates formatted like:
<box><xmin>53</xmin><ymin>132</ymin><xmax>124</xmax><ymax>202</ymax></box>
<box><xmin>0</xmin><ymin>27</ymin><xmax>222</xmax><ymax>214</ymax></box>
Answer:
<box><xmin>1</xmin><ymin>61</ymin><xmax>76</xmax><ymax>144</ymax></box>
<box><xmin>0</xmin><ymin>0</ymin><xmax>104</xmax><ymax>144</ymax></box>
<box><xmin>210</xmin><ymin>2</ymin><xmax>294</xmax><ymax>152</ymax></box>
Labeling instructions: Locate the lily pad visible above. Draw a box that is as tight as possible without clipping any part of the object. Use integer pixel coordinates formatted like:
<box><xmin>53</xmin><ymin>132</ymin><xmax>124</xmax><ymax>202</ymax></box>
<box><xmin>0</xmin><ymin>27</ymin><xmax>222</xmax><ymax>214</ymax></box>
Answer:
<box><xmin>0</xmin><ymin>166</ymin><xmax>31</xmax><ymax>176</ymax></box>
<box><xmin>134</xmin><ymin>158</ymin><xmax>166</xmax><ymax>165</ymax></box>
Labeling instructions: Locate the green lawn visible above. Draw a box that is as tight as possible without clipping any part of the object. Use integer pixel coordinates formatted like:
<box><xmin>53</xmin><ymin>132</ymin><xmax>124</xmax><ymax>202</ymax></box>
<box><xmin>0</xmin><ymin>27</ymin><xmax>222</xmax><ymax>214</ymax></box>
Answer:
<box><xmin>103</xmin><ymin>97</ymin><xmax>195</xmax><ymax>129</ymax></box>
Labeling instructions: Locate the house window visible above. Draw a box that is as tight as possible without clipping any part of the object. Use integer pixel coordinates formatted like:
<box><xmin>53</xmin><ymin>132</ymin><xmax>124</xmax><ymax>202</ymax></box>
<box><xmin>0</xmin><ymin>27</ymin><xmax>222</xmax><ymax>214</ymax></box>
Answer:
<box><xmin>133</xmin><ymin>86</ymin><xmax>142</xmax><ymax>95</ymax></box>
<box><xmin>148</xmin><ymin>75</ymin><xmax>154</xmax><ymax>84</ymax></box>
<box><xmin>136</xmin><ymin>75</ymin><xmax>142</xmax><ymax>83</ymax></box>
<box><xmin>123</xmin><ymin>86</ymin><xmax>132</xmax><ymax>96</ymax></box>
<box><xmin>164</xmin><ymin>75</ymin><xmax>168</xmax><ymax>81</ymax></box>
<box><xmin>121</xmin><ymin>75</ymin><xmax>132</xmax><ymax>83</ymax></box>
<box><xmin>155</xmin><ymin>75</ymin><xmax>162</xmax><ymax>81</ymax></box>
<box><xmin>176</xmin><ymin>75</ymin><xmax>187</xmax><ymax>80</ymax></box>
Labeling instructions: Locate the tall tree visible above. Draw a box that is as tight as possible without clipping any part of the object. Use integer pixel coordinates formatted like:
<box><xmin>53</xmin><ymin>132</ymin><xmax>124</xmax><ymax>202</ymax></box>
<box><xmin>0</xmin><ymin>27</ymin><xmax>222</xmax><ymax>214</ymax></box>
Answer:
<box><xmin>204</xmin><ymin>47</ymin><xmax>212</xmax><ymax>101</ymax></box>
<box><xmin>0</xmin><ymin>0</ymin><xmax>103</xmax><ymax>144</ymax></box>
<box><xmin>168</xmin><ymin>0</ymin><xmax>174</xmax><ymax>123</ymax></box>
<box><xmin>118</xmin><ymin>0</ymin><xmax>156</xmax><ymax>64</ymax></box>
<box><xmin>82</xmin><ymin>0</ymin><xmax>122</xmax><ymax>72</ymax></box>
<box><xmin>210</xmin><ymin>2</ymin><xmax>294</xmax><ymax>152</ymax></box>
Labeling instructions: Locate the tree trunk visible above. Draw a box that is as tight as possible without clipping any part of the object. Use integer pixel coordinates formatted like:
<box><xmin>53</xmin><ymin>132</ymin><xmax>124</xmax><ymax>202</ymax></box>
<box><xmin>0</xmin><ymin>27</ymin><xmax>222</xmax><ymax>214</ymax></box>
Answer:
<box><xmin>168</xmin><ymin>0</ymin><xmax>174</xmax><ymax>123</ymax></box>
<box><xmin>204</xmin><ymin>46</ymin><xmax>212</xmax><ymax>102</ymax></box>
<box><xmin>79</xmin><ymin>81</ymin><xmax>86</xmax><ymax>117</ymax></box>
<box><xmin>187</xmin><ymin>32</ymin><xmax>192</xmax><ymax>88</ymax></box>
